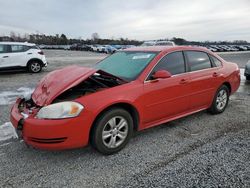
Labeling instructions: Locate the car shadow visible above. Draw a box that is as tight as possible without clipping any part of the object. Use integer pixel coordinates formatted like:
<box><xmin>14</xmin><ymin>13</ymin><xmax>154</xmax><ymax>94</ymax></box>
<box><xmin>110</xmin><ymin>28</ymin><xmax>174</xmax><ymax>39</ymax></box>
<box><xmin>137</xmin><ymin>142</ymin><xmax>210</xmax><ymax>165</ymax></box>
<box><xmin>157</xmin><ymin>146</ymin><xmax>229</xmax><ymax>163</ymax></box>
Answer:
<box><xmin>0</xmin><ymin>69</ymin><xmax>27</xmax><ymax>75</ymax></box>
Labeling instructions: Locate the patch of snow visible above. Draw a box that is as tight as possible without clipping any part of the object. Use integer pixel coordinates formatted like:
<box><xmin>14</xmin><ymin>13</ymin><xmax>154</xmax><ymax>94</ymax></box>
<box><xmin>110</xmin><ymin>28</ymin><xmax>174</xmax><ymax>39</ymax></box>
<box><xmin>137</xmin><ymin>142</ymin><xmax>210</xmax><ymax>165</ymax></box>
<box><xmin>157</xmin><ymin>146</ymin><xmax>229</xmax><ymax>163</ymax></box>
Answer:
<box><xmin>0</xmin><ymin>87</ymin><xmax>34</xmax><ymax>106</ymax></box>
<box><xmin>0</xmin><ymin>122</ymin><xmax>18</xmax><ymax>141</ymax></box>
<box><xmin>240</xmin><ymin>68</ymin><xmax>245</xmax><ymax>81</ymax></box>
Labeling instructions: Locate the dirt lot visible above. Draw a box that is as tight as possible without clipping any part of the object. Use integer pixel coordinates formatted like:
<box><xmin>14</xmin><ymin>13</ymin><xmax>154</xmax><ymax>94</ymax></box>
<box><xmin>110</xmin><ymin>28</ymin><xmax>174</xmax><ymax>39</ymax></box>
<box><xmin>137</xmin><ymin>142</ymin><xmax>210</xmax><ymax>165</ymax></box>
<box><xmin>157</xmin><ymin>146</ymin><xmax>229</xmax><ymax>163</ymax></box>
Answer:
<box><xmin>0</xmin><ymin>50</ymin><xmax>249</xmax><ymax>188</ymax></box>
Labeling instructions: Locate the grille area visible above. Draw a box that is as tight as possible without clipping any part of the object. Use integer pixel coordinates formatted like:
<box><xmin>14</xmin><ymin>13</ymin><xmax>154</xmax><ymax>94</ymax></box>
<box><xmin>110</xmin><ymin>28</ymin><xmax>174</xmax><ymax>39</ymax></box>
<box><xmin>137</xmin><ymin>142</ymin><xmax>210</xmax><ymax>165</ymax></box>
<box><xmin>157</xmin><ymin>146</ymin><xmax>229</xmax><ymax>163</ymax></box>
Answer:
<box><xmin>29</xmin><ymin>137</ymin><xmax>67</xmax><ymax>144</ymax></box>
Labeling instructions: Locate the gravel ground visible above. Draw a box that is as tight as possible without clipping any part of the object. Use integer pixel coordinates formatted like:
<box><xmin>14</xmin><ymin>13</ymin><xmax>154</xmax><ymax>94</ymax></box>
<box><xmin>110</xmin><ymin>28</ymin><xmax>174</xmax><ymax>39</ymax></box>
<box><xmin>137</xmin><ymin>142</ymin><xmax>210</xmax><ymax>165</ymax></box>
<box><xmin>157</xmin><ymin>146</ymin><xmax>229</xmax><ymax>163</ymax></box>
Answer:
<box><xmin>0</xmin><ymin>50</ymin><xmax>249</xmax><ymax>188</ymax></box>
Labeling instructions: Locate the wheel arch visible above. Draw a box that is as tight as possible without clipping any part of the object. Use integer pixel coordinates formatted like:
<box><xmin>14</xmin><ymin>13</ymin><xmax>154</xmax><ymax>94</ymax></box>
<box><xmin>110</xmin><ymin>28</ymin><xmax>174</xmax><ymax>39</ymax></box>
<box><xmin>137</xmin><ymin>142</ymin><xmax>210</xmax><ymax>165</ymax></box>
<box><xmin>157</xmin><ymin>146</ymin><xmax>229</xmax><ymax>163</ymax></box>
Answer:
<box><xmin>26</xmin><ymin>58</ymin><xmax>44</xmax><ymax>67</ymax></box>
<box><xmin>222</xmin><ymin>82</ymin><xmax>232</xmax><ymax>94</ymax></box>
<box><xmin>90</xmin><ymin>102</ymin><xmax>140</xmax><ymax>139</ymax></box>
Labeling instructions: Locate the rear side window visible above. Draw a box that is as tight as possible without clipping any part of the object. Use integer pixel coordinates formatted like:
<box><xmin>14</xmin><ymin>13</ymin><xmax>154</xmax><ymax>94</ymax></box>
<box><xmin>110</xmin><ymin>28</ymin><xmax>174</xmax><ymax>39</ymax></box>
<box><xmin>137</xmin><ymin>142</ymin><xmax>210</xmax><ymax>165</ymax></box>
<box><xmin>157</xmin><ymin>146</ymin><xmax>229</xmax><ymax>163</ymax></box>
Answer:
<box><xmin>153</xmin><ymin>51</ymin><xmax>185</xmax><ymax>75</ymax></box>
<box><xmin>185</xmin><ymin>51</ymin><xmax>212</xmax><ymax>71</ymax></box>
<box><xmin>11</xmin><ymin>45</ymin><xmax>25</xmax><ymax>52</ymax></box>
<box><xmin>210</xmin><ymin>55</ymin><xmax>222</xmax><ymax>67</ymax></box>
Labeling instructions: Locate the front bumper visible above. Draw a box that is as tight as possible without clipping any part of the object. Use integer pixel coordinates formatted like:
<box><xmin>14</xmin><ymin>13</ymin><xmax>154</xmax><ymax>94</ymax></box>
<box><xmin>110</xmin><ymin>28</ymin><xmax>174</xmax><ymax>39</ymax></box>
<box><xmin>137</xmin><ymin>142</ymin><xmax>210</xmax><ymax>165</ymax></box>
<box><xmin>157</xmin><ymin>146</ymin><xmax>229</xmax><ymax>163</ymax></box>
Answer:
<box><xmin>42</xmin><ymin>60</ymin><xmax>48</xmax><ymax>67</ymax></box>
<box><xmin>10</xmin><ymin>98</ymin><xmax>92</xmax><ymax>150</ymax></box>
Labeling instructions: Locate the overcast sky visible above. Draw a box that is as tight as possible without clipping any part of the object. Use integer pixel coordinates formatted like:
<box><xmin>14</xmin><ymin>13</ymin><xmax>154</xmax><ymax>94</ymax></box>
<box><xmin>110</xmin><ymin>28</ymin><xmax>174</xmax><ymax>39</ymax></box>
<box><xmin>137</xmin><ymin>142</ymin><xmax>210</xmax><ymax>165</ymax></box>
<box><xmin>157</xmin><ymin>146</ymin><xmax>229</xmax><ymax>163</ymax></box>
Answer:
<box><xmin>0</xmin><ymin>0</ymin><xmax>250</xmax><ymax>41</ymax></box>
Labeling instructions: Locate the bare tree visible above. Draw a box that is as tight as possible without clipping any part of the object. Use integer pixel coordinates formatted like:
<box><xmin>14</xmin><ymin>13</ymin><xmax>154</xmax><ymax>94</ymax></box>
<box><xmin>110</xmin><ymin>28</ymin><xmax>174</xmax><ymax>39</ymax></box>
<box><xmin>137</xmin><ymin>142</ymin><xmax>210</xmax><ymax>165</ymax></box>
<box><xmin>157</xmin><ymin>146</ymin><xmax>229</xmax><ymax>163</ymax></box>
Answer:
<box><xmin>91</xmin><ymin>32</ymin><xmax>100</xmax><ymax>41</ymax></box>
<box><xmin>10</xmin><ymin>31</ymin><xmax>17</xmax><ymax>40</ymax></box>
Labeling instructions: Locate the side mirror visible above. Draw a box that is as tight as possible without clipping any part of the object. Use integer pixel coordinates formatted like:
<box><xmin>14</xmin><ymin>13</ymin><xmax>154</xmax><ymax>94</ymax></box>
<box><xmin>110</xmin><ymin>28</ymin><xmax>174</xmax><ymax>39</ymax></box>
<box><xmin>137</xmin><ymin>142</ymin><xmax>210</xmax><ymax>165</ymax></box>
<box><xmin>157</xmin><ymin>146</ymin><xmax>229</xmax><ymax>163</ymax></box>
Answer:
<box><xmin>152</xmin><ymin>70</ymin><xmax>172</xmax><ymax>79</ymax></box>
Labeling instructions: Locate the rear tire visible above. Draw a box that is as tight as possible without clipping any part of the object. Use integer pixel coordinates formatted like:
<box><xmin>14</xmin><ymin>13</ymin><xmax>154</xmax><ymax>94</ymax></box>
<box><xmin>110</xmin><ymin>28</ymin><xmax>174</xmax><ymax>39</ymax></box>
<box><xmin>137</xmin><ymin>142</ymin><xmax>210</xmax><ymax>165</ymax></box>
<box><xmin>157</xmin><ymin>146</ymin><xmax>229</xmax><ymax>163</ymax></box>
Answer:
<box><xmin>91</xmin><ymin>108</ymin><xmax>133</xmax><ymax>155</ymax></box>
<box><xmin>208</xmin><ymin>85</ymin><xmax>229</xmax><ymax>114</ymax></box>
<box><xmin>246</xmin><ymin>76</ymin><xmax>250</xmax><ymax>81</ymax></box>
<box><xmin>28</xmin><ymin>61</ymin><xmax>42</xmax><ymax>73</ymax></box>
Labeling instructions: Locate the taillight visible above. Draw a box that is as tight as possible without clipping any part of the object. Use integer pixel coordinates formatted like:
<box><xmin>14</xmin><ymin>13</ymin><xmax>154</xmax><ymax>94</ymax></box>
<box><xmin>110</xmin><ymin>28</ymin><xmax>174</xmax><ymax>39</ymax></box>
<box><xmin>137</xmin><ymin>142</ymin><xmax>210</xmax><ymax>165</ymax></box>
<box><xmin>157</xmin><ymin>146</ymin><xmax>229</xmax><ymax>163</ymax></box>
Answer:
<box><xmin>38</xmin><ymin>51</ymin><xmax>44</xmax><ymax>55</ymax></box>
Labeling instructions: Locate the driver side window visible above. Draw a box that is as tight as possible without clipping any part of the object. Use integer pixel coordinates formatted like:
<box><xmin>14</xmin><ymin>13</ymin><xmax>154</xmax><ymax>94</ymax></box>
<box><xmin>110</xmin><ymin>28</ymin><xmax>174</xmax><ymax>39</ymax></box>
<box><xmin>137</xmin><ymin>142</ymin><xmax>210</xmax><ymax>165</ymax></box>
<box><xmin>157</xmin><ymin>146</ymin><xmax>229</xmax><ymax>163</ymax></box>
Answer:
<box><xmin>148</xmin><ymin>51</ymin><xmax>186</xmax><ymax>79</ymax></box>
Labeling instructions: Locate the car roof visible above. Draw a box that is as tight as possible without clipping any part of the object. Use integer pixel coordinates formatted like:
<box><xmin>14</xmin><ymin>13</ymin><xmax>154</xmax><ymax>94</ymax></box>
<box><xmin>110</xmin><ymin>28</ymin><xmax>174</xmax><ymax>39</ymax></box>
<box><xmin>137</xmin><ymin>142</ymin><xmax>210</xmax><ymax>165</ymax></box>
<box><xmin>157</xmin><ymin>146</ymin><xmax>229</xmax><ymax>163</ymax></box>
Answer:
<box><xmin>0</xmin><ymin>41</ymin><xmax>36</xmax><ymax>46</ymax></box>
<box><xmin>123</xmin><ymin>45</ymin><xmax>209</xmax><ymax>53</ymax></box>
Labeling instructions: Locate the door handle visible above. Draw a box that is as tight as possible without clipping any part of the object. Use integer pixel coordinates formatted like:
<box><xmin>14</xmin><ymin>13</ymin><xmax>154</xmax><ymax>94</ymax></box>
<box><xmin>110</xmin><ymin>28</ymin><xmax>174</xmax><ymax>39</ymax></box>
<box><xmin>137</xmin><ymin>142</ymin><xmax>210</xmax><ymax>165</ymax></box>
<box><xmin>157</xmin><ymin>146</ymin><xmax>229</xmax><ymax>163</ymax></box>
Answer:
<box><xmin>27</xmin><ymin>53</ymin><xmax>32</xmax><ymax>55</ymax></box>
<box><xmin>180</xmin><ymin>79</ymin><xmax>188</xmax><ymax>84</ymax></box>
<box><xmin>2</xmin><ymin>56</ymin><xmax>9</xmax><ymax>58</ymax></box>
<box><xmin>213</xmin><ymin>72</ymin><xmax>219</xmax><ymax>77</ymax></box>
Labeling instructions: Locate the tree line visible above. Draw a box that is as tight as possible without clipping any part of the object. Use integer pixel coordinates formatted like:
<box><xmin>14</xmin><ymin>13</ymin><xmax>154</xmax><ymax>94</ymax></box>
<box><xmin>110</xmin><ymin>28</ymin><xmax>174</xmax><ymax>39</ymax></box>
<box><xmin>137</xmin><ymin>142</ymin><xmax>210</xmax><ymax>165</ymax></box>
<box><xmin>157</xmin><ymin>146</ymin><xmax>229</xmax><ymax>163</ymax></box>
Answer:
<box><xmin>0</xmin><ymin>32</ymin><xmax>142</xmax><ymax>45</ymax></box>
<box><xmin>0</xmin><ymin>32</ymin><xmax>249</xmax><ymax>46</ymax></box>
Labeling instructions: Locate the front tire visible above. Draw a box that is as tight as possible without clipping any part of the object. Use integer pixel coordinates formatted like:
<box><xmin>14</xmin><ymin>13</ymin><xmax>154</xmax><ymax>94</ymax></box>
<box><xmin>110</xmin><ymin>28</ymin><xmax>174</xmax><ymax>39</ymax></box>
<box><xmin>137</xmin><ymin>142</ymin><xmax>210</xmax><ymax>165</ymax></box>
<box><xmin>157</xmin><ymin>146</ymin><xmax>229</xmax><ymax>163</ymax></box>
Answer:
<box><xmin>91</xmin><ymin>108</ymin><xmax>133</xmax><ymax>155</ymax></box>
<box><xmin>246</xmin><ymin>75</ymin><xmax>250</xmax><ymax>81</ymax></box>
<box><xmin>28</xmin><ymin>61</ymin><xmax>42</xmax><ymax>73</ymax></box>
<box><xmin>208</xmin><ymin>85</ymin><xmax>229</xmax><ymax>114</ymax></box>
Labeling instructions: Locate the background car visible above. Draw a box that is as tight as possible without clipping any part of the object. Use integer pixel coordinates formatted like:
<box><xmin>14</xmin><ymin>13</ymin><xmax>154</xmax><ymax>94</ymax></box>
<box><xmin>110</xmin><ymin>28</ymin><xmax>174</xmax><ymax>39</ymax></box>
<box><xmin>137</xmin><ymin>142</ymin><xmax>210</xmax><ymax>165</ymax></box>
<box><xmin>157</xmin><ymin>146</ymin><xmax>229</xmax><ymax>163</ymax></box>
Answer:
<box><xmin>244</xmin><ymin>60</ymin><xmax>250</xmax><ymax>80</ymax></box>
<box><xmin>154</xmin><ymin>41</ymin><xmax>175</xmax><ymax>46</ymax></box>
<box><xmin>90</xmin><ymin>45</ymin><xmax>101</xmax><ymax>52</ymax></box>
<box><xmin>206</xmin><ymin>46</ymin><xmax>218</xmax><ymax>52</ymax></box>
<box><xmin>141</xmin><ymin>40</ymin><xmax>175</xmax><ymax>46</ymax></box>
<box><xmin>80</xmin><ymin>45</ymin><xmax>92</xmax><ymax>51</ymax></box>
<box><xmin>103</xmin><ymin>45</ymin><xmax>117</xmax><ymax>53</ymax></box>
<box><xmin>0</xmin><ymin>42</ymin><xmax>47</xmax><ymax>73</ymax></box>
<box><xmin>69</xmin><ymin>43</ymin><xmax>82</xmax><ymax>51</ymax></box>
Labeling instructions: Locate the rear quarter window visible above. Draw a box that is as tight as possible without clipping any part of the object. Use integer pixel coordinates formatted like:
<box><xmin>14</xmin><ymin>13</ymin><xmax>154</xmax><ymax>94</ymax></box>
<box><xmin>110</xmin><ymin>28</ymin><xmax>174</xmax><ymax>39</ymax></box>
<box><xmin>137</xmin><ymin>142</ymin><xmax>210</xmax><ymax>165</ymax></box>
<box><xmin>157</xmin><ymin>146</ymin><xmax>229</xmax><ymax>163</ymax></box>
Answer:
<box><xmin>210</xmin><ymin>55</ymin><xmax>222</xmax><ymax>67</ymax></box>
<box><xmin>185</xmin><ymin>51</ymin><xmax>212</xmax><ymax>71</ymax></box>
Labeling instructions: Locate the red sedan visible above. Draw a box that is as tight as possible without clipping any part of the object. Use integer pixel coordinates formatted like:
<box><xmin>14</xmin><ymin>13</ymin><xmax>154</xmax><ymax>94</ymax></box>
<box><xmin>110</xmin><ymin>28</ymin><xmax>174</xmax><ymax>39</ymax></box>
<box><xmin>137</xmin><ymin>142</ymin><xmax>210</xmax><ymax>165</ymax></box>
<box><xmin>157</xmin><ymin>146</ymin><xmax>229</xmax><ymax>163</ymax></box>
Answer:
<box><xmin>10</xmin><ymin>46</ymin><xmax>240</xmax><ymax>154</ymax></box>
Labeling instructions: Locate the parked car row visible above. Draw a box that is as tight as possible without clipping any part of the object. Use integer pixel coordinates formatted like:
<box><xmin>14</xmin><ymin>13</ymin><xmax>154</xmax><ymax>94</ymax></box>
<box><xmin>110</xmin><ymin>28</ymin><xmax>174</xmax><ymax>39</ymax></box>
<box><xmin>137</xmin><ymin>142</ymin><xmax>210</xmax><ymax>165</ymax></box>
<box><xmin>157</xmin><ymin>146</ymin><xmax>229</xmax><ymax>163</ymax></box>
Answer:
<box><xmin>69</xmin><ymin>44</ymin><xmax>136</xmax><ymax>53</ymax></box>
<box><xmin>39</xmin><ymin>45</ymin><xmax>70</xmax><ymax>50</ymax></box>
<box><xmin>205</xmin><ymin>45</ymin><xmax>250</xmax><ymax>52</ymax></box>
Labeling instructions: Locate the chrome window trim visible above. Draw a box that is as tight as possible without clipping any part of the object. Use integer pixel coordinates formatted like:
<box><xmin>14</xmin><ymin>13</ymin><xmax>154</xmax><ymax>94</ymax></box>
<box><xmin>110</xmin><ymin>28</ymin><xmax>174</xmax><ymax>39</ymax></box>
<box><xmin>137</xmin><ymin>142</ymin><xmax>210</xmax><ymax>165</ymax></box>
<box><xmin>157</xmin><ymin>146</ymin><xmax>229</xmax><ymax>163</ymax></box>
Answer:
<box><xmin>144</xmin><ymin>49</ymin><xmax>220</xmax><ymax>83</ymax></box>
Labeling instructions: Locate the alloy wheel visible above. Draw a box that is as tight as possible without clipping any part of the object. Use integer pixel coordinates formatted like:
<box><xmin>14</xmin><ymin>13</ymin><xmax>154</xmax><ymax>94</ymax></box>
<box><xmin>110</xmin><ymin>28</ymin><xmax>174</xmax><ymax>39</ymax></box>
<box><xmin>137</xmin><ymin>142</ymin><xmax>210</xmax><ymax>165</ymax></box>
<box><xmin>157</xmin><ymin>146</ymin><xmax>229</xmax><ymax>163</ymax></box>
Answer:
<box><xmin>102</xmin><ymin>116</ymin><xmax>128</xmax><ymax>149</ymax></box>
<box><xmin>31</xmin><ymin>62</ymin><xmax>41</xmax><ymax>72</ymax></box>
<box><xmin>216</xmin><ymin>89</ymin><xmax>228</xmax><ymax>110</ymax></box>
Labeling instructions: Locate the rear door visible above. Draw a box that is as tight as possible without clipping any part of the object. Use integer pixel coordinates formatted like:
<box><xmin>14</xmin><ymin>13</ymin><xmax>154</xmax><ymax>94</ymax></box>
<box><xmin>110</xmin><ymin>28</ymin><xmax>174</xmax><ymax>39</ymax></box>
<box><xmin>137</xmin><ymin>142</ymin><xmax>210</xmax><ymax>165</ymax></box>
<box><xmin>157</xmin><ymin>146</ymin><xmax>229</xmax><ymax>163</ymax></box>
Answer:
<box><xmin>142</xmin><ymin>51</ymin><xmax>190</xmax><ymax>124</ymax></box>
<box><xmin>184</xmin><ymin>50</ymin><xmax>221</xmax><ymax>110</ymax></box>
<box><xmin>7</xmin><ymin>45</ymin><xmax>28</xmax><ymax>67</ymax></box>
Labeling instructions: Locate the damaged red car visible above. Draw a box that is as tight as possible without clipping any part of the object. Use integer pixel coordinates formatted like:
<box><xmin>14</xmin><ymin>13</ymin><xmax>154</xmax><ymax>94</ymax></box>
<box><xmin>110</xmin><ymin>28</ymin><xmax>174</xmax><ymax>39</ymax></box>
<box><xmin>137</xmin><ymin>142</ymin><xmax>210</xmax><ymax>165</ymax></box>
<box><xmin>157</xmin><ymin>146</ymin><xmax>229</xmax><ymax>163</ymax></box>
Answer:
<box><xmin>10</xmin><ymin>46</ymin><xmax>240</xmax><ymax>154</ymax></box>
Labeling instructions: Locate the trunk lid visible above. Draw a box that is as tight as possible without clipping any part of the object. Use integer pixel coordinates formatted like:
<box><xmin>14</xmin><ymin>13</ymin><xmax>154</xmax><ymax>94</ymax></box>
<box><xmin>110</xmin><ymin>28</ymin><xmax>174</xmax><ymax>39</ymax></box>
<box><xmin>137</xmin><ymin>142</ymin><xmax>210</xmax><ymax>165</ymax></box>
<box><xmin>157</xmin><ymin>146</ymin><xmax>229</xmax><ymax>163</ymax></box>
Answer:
<box><xmin>32</xmin><ymin>66</ymin><xmax>97</xmax><ymax>106</ymax></box>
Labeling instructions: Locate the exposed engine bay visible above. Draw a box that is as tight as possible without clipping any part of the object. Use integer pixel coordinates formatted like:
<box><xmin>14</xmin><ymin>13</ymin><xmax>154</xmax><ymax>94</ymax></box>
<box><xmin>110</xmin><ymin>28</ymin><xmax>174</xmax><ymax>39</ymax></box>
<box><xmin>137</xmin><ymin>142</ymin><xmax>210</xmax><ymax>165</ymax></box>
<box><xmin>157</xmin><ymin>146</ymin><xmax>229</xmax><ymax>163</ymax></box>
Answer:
<box><xmin>52</xmin><ymin>71</ymin><xmax>125</xmax><ymax>103</ymax></box>
<box><xmin>17</xmin><ymin>70</ymin><xmax>126</xmax><ymax>114</ymax></box>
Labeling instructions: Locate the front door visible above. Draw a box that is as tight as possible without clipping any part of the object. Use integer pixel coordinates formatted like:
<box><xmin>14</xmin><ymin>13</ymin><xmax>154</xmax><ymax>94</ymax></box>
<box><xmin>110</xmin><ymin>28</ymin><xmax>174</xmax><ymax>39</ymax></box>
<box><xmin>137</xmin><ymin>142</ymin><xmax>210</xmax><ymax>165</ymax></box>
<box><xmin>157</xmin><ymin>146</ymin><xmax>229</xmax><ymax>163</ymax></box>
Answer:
<box><xmin>0</xmin><ymin>44</ymin><xmax>10</xmax><ymax>68</ymax></box>
<box><xmin>141</xmin><ymin>51</ymin><xmax>190</xmax><ymax>126</ymax></box>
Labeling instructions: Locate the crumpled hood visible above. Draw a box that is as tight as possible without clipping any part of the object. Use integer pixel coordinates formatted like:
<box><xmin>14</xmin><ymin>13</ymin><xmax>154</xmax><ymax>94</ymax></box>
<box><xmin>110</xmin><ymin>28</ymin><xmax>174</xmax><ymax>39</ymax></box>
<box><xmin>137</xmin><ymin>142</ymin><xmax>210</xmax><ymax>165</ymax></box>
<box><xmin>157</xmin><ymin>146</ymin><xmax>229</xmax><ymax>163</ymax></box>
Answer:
<box><xmin>32</xmin><ymin>66</ymin><xmax>97</xmax><ymax>106</ymax></box>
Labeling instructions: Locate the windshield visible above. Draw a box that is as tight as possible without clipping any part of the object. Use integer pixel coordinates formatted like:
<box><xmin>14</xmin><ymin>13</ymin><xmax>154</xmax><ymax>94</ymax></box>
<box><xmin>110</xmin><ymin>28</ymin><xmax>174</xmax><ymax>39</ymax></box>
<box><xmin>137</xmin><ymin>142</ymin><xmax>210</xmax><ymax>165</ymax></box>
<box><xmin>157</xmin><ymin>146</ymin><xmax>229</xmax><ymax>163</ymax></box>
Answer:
<box><xmin>95</xmin><ymin>51</ymin><xmax>157</xmax><ymax>81</ymax></box>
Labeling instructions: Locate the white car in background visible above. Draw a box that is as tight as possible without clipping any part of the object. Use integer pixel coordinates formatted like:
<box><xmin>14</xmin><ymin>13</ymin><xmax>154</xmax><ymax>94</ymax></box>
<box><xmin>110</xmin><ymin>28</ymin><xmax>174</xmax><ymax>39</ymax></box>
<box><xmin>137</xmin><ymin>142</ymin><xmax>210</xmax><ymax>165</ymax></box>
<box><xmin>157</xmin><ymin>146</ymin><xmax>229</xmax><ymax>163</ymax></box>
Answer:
<box><xmin>0</xmin><ymin>42</ymin><xmax>47</xmax><ymax>73</ymax></box>
<box><xmin>141</xmin><ymin>40</ymin><xmax>175</xmax><ymax>46</ymax></box>
<box><xmin>96</xmin><ymin>45</ymin><xmax>106</xmax><ymax>53</ymax></box>
<box><xmin>154</xmin><ymin>41</ymin><xmax>175</xmax><ymax>46</ymax></box>
<box><xmin>90</xmin><ymin>45</ymin><xmax>100</xmax><ymax>52</ymax></box>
